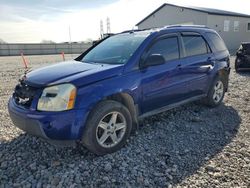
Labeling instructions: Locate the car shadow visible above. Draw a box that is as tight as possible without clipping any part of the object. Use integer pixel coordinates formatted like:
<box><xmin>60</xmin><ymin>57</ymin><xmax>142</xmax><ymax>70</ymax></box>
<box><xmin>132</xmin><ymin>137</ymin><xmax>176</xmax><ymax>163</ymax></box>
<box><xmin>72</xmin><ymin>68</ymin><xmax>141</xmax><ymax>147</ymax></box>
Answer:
<box><xmin>0</xmin><ymin>103</ymin><xmax>241</xmax><ymax>187</ymax></box>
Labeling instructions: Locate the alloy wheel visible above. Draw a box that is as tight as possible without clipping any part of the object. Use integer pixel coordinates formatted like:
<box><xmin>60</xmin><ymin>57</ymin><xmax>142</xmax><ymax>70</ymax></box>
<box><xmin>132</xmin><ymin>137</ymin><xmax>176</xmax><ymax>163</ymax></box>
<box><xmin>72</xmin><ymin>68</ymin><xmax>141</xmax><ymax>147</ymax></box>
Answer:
<box><xmin>213</xmin><ymin>80</ymin><xmax>224</xmax><ymax>103</ymax></box>
<box><xmin>96</xmin><ymin>111</ymin><xmax>127</xmax><ymax>148</ymax></box>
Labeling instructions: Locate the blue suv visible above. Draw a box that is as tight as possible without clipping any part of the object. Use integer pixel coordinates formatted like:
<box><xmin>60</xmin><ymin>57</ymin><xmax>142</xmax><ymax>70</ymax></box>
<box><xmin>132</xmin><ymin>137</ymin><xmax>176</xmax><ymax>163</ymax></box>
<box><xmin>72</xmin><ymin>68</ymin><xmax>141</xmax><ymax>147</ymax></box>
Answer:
<box><xmin>8</xmin><ymin>26</ymin><xmax>230</xmax><ymax>155</ymax></box>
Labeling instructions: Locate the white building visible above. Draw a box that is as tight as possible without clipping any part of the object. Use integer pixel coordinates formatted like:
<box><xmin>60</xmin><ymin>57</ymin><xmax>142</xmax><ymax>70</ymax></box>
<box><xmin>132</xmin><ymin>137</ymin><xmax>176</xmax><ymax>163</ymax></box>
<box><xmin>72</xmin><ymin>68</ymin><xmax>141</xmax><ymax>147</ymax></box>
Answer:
<box><xmin>136</xmin><ymin>3</ymin><xmax>250</xmax><ymax>53</ymax></box>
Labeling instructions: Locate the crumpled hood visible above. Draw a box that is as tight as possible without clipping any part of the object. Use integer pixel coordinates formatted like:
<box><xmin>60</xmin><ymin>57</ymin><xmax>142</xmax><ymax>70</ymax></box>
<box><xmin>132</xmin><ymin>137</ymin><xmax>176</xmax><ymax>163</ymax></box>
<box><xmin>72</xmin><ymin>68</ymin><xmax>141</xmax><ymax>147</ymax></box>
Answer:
<box><xmin>25</xmin><ymin>60</ymin><xmax>124</xmax><ymax>87</ymax></box>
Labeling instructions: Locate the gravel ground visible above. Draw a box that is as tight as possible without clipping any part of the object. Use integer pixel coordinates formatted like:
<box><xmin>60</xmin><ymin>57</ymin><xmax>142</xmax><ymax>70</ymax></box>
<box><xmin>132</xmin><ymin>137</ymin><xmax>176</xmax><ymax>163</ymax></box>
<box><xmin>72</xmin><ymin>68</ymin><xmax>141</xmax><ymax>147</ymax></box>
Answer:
<box><xmin>0</xmin><ymin>55</ymin><xmax>249</xmax><ymax>187</ymax></box>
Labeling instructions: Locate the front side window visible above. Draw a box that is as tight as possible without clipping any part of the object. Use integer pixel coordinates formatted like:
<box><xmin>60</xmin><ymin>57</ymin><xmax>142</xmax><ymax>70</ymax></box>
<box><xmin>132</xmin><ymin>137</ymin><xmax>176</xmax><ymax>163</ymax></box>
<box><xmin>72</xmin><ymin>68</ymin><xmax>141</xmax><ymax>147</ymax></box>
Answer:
<box><xmin>182</xmin><ymin>35</ymin><xmax>209</xmax><ymax>57</ymax></box>
<box><xmin>148</xmin><ymin>37</ymin><xmax>179</xmax><ymax>62</ymax></box>
<box><xmin>82</xmin><ymin>33</ymin><xmax>149</xmax><ymax>64</ymax></box>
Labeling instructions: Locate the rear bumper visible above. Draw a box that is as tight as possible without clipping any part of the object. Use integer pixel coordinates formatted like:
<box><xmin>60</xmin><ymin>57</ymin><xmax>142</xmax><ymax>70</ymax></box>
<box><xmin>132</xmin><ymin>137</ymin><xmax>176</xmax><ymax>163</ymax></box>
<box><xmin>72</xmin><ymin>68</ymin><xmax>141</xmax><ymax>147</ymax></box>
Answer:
<box><xmin>8</xmin><ymin>97</ymin><xmax>88</xmax><ymax>146</ymax></box>
<box><xmin>235</xmin><ymin>57</ymin><xmax>250</xmax><ymax>68</ymax></box>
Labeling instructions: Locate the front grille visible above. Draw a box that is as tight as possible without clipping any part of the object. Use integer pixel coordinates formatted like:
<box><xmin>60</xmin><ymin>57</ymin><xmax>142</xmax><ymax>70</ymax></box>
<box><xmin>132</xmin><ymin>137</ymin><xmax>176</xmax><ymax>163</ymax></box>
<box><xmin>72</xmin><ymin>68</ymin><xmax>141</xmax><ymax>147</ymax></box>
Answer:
<box><xmin>13</xmin><ymin>80</ymin><xmax>38</xmax><ymax>109</ymax></box>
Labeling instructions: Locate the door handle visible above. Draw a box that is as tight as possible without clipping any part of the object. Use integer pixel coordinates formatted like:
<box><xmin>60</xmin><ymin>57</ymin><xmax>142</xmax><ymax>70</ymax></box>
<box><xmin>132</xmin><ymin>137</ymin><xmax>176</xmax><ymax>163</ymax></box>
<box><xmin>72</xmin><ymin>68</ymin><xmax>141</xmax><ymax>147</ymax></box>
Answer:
<box><xmin>199</xmin><ymin>65</ymin><xmax>214</xmax><ymax>72</ymax></box>
<box><xmin>186</xmin><ymin>65</ymin><xmax>213</xmax><ymax>73</ymax></box>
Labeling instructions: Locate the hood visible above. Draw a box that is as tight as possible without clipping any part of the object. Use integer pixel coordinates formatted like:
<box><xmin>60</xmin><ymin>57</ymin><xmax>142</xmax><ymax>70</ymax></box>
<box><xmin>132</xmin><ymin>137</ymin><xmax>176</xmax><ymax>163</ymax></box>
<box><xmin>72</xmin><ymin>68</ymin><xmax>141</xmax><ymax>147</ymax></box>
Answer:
<box><xmin>25</xmin><ymin>60</ymin><xmax>124</xmax><ymax>87</ymax></box>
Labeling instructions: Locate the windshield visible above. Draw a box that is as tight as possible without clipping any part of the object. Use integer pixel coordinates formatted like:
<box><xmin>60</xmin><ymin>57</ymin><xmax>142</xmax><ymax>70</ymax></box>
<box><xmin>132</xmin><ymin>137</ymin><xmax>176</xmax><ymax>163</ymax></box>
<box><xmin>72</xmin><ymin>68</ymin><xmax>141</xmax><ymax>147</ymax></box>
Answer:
<box><xmin>82</xmin><ymin>33</ymin><xmax>149</xmax><ymax>64</ymax></box>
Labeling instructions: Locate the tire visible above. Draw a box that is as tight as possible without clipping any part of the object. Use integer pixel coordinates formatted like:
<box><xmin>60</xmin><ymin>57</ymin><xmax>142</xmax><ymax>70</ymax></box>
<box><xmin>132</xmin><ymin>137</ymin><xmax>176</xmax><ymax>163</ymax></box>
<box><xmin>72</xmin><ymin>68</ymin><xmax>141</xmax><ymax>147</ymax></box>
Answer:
<box><xmin>235</xmin><ymin>57</ymin><xmax>240</xmax><ymax>73</ymax></box>
<box><xmin>204</xmin><ymin>76</ymin><xmax>226</xmax><ymax>107</ymax></box>
<box><xmin>81</xmin><ymin>100</ymin><xmax>132</xmax><ymax>155</ymax></box>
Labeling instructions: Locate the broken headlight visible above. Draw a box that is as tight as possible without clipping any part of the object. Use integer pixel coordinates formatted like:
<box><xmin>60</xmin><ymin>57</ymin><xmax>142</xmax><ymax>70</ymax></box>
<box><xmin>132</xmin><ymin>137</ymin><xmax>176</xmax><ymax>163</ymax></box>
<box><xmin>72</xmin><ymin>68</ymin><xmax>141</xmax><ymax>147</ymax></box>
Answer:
<box><xmin>37</xmin><ymin>84</ymin><xmax>76</xmax><ymax>112</ymax></box>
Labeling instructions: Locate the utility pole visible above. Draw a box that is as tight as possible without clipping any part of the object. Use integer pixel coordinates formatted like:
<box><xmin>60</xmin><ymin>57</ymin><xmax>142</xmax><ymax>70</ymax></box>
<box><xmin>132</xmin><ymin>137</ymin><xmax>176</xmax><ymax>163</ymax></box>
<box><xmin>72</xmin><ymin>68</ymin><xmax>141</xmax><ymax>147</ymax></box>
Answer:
<box><xmin>100</xmin><ymin>20</ymin><xmax>104</xmax><ymax>39</ymax></box>
<box><xmin>69</xmin><ymin>25</ymin><xmax>73</xmax><ymax>57</ymax></box>
<box><xmin>107</xmin><ymin>17</ymin><xmax>111</xmax><ymax>34</ymax></box>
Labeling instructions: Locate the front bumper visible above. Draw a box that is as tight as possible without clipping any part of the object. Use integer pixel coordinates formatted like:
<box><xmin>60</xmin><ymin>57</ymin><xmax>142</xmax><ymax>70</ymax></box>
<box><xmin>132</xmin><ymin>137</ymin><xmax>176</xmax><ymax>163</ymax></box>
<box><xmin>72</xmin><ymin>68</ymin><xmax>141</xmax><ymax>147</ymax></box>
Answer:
<box><xmin>8</xmin><ymin>97</ymin><xmax>88</xmax><ymax>146</ymax></box>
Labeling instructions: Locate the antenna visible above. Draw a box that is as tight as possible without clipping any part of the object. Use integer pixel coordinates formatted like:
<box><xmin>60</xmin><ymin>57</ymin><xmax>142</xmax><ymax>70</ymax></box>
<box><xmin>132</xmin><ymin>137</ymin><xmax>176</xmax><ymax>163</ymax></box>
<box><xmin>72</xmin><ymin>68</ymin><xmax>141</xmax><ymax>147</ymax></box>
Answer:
<box><xmin>107</xmin><ymin>17</ymin><xmax>111</xmax><ymax>33</ymax></box>
<box><xmin>100</xmin><ymin>20</ymin><xmax>104</xmax><ymax>39</ymax></box>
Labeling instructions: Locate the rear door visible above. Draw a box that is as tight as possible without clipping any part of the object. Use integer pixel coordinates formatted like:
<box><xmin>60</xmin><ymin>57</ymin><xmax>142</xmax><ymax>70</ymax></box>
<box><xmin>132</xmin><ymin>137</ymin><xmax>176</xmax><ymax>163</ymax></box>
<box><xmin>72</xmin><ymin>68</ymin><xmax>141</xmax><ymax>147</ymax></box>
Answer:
<box><xmin>179</xmin><ymin>32</ymin><xmax>214</xmax><ymax>96</ymax></box>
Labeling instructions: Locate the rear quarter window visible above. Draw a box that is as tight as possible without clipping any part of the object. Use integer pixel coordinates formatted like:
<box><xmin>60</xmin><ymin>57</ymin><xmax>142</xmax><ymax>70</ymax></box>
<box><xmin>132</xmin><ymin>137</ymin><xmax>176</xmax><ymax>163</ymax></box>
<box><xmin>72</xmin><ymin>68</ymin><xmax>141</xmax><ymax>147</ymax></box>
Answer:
<box><xmin>182</xmin><ymin>35</ymin><xmax>210</xmax><ymax>57</ymax></box>
<box><xmin>206</xmin><ymin>32</ymin><xmax>227</xmax><ymax>52</ymax></box>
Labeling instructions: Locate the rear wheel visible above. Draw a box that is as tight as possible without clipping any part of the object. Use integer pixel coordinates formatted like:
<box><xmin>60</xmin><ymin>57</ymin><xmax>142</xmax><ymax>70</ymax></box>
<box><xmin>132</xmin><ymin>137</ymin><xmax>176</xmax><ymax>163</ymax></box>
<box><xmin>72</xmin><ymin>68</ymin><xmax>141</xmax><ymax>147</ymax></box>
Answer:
<box><xmin>81</xmin><ymin>100</ymin><xmax>132</xmax><ymax>155</ymax></box>
<box><xmin>204</xmin><ymin>77</ymin><xmax>225</xmax><ymax>107</ymax></box>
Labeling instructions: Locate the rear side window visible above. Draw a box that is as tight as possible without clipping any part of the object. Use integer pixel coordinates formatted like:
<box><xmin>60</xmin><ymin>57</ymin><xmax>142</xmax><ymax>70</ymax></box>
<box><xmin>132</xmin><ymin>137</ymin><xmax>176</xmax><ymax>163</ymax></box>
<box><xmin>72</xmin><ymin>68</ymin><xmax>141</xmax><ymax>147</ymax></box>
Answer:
<box><xmin>206</xmin><ymin>32</ymin><xmax>227</xmax><ymax>52</ymax></box>
<box><xmin>148</xmin><ymin>37</ymin><xmax>179</xmax><ymax>62</ymax></box>
<box><xmin>182</xmin><ymin>35</ymin><xmax>209</xmax><ymax>57</ymax></box>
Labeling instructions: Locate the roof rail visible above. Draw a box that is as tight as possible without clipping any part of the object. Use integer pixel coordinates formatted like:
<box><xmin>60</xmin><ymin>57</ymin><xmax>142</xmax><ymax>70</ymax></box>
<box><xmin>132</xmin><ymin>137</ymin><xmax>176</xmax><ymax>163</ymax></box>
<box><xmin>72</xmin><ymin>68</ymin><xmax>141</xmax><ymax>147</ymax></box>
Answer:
<box><xmin>120</xmin><ymin>25</ymin><xmax>210</xmax><ymax>35</ymax></box>
<box><xmin>121</xmin><ymin>28</ymin><xmax>149</xmax><ymax>33</ymax></box>
<box><xmin>165</xmin><ymin>25</ymin><xmax>209</xmax><ymax>29</ymax></box>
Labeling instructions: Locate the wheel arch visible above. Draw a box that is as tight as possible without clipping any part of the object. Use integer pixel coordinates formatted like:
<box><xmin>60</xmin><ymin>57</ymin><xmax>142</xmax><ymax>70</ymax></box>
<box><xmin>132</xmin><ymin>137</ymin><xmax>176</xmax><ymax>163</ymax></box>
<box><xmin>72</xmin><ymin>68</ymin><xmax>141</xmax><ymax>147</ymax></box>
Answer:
<box><xmin>105</xmin><ymin>92</ymin><xmax>139</xmax><ymax>133</ymax></box>
<box><xmin>216</xmin><ymin>68</ymin><xmax>230</xmax><ymax>92</ymax></box>
<box><xmin>81</xmin><ymin>91</ymin><xmax>139</xmax><ymax>138</ymax></box>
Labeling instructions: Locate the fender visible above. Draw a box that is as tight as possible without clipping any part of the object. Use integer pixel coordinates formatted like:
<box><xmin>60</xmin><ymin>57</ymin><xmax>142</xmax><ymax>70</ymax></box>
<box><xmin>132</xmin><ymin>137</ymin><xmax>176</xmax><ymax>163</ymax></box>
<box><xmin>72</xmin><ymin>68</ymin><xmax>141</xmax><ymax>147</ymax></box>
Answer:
<box><xmin>74</xmin><ymin>73</ymin><xmax>142</xmax><ymax>137</ymax></box>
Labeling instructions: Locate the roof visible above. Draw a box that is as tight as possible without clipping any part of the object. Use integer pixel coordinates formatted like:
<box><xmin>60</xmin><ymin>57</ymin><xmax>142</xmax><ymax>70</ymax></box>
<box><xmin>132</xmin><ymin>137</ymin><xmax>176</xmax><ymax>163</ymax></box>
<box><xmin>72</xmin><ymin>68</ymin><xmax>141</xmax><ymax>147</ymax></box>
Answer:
<box><xmin>136</xmin><ymin>3</ymin><xmax>250</xmax><ymax>26</ymax></box>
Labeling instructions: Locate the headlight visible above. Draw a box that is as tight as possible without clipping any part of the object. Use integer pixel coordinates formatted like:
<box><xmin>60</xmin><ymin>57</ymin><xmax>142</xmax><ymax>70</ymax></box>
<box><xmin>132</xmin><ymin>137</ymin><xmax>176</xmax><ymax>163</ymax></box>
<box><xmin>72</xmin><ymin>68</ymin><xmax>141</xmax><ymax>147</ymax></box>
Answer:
<box><xmin>37</xmin><ymin>84</ymin><xmax>76</xmax><ymax>111</ymax></box>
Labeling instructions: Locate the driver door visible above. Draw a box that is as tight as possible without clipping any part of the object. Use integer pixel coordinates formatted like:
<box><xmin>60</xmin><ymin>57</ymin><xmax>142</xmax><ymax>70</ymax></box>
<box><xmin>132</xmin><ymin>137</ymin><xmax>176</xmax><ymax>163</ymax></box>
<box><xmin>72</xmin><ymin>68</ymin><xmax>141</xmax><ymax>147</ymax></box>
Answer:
<box><xmin>140</xmin><ymin>34</ymin><xmax>189</xmax><ymax>113</ymax></box>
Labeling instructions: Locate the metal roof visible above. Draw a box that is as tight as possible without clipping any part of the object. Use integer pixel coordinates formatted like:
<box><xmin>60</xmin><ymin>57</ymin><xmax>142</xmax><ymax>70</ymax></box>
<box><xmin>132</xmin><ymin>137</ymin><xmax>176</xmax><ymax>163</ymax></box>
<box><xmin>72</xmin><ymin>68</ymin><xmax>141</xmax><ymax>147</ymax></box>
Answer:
<box><xmin>136</xmin><ymin>3</ymin><xmax>250</xmax><ymax>26</ymax></box>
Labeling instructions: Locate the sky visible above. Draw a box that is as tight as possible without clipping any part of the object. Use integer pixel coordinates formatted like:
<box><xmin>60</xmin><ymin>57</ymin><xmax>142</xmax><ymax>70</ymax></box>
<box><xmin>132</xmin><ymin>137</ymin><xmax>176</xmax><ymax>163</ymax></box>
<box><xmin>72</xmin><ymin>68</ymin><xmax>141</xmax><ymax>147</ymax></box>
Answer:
<box><xmin>0</xmin><ymin>0</ymin><xmax>250</xmax><ymax>43</ymax></box>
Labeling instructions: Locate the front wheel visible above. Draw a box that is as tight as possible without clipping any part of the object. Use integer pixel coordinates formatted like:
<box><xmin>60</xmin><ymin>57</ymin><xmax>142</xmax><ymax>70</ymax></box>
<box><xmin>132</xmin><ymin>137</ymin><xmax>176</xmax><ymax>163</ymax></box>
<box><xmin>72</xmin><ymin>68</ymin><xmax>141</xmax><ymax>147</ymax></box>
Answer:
<box><xmin>81</xmin><ymin>100</ymin><xmax>132</xmax><ymax>155</ymax></box>
<box><xmin>204</xmin><ymin>77</ymin><xmax>226</xmax><ymax>107</ymax></box>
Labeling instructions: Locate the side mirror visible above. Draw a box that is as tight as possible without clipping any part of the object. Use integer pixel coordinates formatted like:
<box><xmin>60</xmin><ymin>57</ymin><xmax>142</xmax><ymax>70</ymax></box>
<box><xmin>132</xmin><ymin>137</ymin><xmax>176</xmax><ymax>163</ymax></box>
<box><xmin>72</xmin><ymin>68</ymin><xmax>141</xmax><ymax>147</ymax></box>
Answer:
<box><xmin>143</xmin><ymin>54</ymin><xmax>165</xmax><ymax>68</ymax></box>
